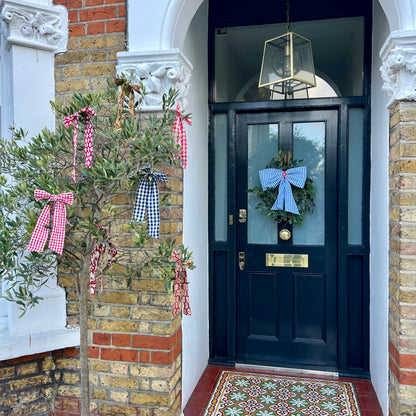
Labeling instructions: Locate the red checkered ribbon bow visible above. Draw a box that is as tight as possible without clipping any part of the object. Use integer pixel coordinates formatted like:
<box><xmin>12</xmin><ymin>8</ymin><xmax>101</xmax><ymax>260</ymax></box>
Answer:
<box><xmin>27</xmin><ymin>190</ymin><xmax>73</xmax><ymax>255</ymax></box>
<box><xmin>171</xmin><ymin>251</ymin><xmax>192</xmax><ymax>317</ymax></box>
<box><xmin>173</xmin><ymin>104</ymin><xmax>191</xmax><ymax>169</ymax></box>
<box><xmin>63</xmin><ymin>107</ymin><xmax>96</xmax><ymax>182</ymax></box>
<box><xmin>89</xmin><ymin>226</ymin><xmax>117</xmax><ymax>295</ymax></box>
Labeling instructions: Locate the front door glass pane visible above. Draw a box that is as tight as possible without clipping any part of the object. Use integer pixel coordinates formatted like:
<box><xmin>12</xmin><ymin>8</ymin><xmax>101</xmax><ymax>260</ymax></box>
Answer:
<box><xmin>293</xmin><ymin>122</ymin><xmax>325</xmax><ymax>245</ymax></box>
<box><xmin>348</xmin><ymin>108</ymin><xmax>364</xmax><ymax>244</ymax></box>
<box><xmin>248</xmin><ymin>124</ymin><xmax>278</xmax><ymax>244</ymax></box>
<box><xmin>214</xmin><ymin>114</ymin><xmax>228</xmax><ymax>241</ymax></box>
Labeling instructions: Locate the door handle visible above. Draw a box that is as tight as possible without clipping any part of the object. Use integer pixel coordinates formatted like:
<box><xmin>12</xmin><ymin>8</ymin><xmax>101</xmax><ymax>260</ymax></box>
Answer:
<box><xmin>239</xmin><ymin>209</ymin><xmax>247</xmax><ymax>223</ymax></box>
<box><xmin>238</xmin><ymin>252</ymin><xmax>245</xmax><ymax>271</ymax></box>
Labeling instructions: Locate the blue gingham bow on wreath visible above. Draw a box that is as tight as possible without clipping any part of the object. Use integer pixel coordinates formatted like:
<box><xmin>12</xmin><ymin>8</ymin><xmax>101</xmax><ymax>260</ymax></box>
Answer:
<box><xmin>132</xmin><ymin>167</ymin><xmax>167</xmax><ymax>239</ymax></box>
<box><xmin>259</xmin><ymin>166</ymin><xmax>307</xmax><ymax>214</ymax></box>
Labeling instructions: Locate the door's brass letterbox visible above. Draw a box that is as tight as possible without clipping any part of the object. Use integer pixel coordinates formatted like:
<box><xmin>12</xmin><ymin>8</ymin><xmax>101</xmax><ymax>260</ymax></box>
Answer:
<box><xmin>266</xmin><ymin>253</ymin><xmax>308</xmax><ymax>268</ymax></box>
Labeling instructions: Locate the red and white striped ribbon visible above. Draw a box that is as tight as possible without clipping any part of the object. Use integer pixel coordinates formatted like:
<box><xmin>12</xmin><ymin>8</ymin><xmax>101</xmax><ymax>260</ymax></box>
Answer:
<box><xmin>89</xmin><ymin>226</ymin><xmax>117</xmax><ymax>295</ymax></box>
<box><xmin>27</xmin><ymin>190</ymin><xmax>73</xmax><ymax>255</ymax></box>
<box><xmin>64</xmin><ymin>107</ymin><xmax>96</xmax><ymax>182</ymax></box>
<box><xmin>171</xmin><ymin>251</ymin><xmax>192</xmax><ymax>317</ymax></box>
<box><xmin>173</xmin><ymin>104</ymin><xmax>191</xmax><ymax>169</ymax></box>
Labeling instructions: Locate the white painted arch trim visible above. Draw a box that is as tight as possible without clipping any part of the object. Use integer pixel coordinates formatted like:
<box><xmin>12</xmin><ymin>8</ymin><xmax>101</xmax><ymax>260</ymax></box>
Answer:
<box><xmin>127</xmin><ymin>0</ymin><xmax>204</xmax><ymax>50</ymax></box>
<box><xmin>378</xmin><ymin>0</ymin><xmax>416</xmax><ymax>31</ymax></box>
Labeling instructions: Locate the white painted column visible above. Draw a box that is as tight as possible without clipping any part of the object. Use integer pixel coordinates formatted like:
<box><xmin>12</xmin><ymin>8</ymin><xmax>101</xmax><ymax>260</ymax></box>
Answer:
<box><xmin>370</xmin><ymin>3</ymin><xmax>390</xmax><ymax>415</ymax></box>
<box><xmin>0</xmin><ymin>0</ymin><xmax>68</xmax><ymax>133</ymax></box>
<box><xmin>181</xmin><ymin>1</ymin><xmax>209</xmax><ymax>408</ymax></box>
<box><xmin>0</xmin><ymin>0</ymin><xmax>79</xmax><ymax>360</ymax></box>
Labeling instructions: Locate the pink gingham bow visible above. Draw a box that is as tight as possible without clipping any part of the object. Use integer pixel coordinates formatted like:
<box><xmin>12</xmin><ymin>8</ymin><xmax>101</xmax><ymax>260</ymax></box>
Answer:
<box><xmin>171</xmin><ymin>251</ymin><xmax>192</xmax><ymax>317</ymax></box>
<box><xmin>173</xmin><ymin>104</ymin><xmax>191</xmax><ymax>169</ymax></box>
<box><xmin>63</xmin><ymin>107</ymin><xmax>96</xmax><ymax>182</ymax></box>
<box><xmin>27</xmin><ymin>190</ymin><xmax>73</xmax><ymax>255</ymax></box>
<box><xmin>89</xmin><ymin>226</ymin><xmax>117</xmax><ymax>295</ymax></box>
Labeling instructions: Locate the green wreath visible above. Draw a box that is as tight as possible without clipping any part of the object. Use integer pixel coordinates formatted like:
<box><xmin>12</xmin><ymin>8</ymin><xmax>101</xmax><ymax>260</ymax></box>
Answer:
<box><xmin>248</xmin><ymin>150</ymin><xmax>316</xmax><ymax>226</ymax></box>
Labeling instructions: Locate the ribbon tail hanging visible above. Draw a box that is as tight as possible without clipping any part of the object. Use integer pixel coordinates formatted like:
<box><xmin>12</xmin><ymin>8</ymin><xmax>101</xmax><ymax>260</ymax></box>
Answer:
<box><xmin>181</xmin><ymin>272</ymin><xmax>192</xmax><ymax>316</ymax></box>
<box><xmin>64</xmin><ymin>107</ymin><xmax>96</xmax><ymax>182</ymax></box>
<box><xmin>132</xmin><ymin>177</ymin><xmax>149</xmax><ymax>223</ymax></box>
<box><xmin>128</xmin><ymin>89</ymin><xmax>135</xmax><ymax>117</ymax></box>
<box><xmin>173</xmin><ymin>104</ymin><xmax>191</xmax><ymax>169</ymax></box>
<box><xmin>272</xmin><ymin>179</ymin><xmax>299</xmax><ymax>214</ymax></box>
<box><xmin>283</xmin><ymin>182</ymin><xmax>300</xmax><ymax>214</ymax></box>
<box><xmin>272</xmin><ymin>180</ymin><xmax>286</xmax><ymax>211</ymax></box>
<box><xmin>108</xmin><ymin>242</ymin><xmax>117</xmax><ymax>267</ymax></box>
<box><xmin>89</xmin><ymin>228</ymin><xmax>117</xmax><ymax>295</ymax></box>
<box><xmin>172</xmin><ymin>268</ymin><xmax>182</xmax><ymax>317</ymax></box>
<box><xmin>27</xmin><ymin>204</ymin><xmax>51</xmax><ymax>253</ymax></box>
<box><xmin>84</xmin><ymin>116</ymin><xmax>94</xmax><ymax>169</ymax></box>
<box><xmin>89</xmin><ymin>245</ymin><xmax>101</xmax><ymax>295</ymax></box>
<box><xmin>72</xmin><ymin>118</ymin><xmax>79</xmax><ymax>182</ymax></box>
<box><xmin>48</xmin><ymin>202</ymin><xmax>67</xmax><ymax>255</ymax></box>
<box><xmin>146</xmin><ymin>180</ymin><xmax>160</xmax><ymax>239</ymax></box>
<box><xmin>115</xmin><ymin>89</ymin><xmax>125</xmax><ymax>131</ymax></box>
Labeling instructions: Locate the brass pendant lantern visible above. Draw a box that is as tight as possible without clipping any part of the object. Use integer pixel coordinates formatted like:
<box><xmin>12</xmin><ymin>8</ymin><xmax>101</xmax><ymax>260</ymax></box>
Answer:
<box><xmin>258</xmin><ymin>0</ymin><xmax>316</xmax><ymax>97</ymax></box>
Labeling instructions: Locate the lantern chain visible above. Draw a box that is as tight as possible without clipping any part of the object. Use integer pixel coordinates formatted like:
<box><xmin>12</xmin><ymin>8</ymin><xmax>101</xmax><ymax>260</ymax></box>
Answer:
<box><xmin>286</xmin><ymin>0</ymin><xmax>291</xmax><ymax>32</ymax></box>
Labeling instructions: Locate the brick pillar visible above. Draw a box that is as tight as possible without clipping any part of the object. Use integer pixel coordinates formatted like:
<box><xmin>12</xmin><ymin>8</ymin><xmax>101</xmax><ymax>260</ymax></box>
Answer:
<box><xmin>388</xmin><ymin>102</ymin><xmax>416</xmax><ymax>415</ymax></box>
<box><xmin>51</xmin><ymin>3</ymin><xmax>190</xmax><ymax>414</ymax></box>
<box><xmin>89</xmin><ymin>167</ymin><xmax>183</xmax><ymax>416</ymax></box>
<box><xmin>381</xmin><ymin>32</ymin><xmax>416</xmax><ymax>415</ymax></box>
<box><xmin>56</xmin><ymin>167</ymin><xmax>183</xmax><ymax>416</ymax></box>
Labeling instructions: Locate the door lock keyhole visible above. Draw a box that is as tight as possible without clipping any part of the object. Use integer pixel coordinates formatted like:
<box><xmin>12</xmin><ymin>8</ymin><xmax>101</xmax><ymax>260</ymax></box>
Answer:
<box><xmin>239</xmin><ymin>209</ymin><xmax>247</xmax><ymax>223</ymax></box>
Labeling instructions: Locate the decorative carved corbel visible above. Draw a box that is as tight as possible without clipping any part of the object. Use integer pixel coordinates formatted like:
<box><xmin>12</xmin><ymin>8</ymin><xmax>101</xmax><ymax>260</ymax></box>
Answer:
<box><xmin>116</xmin><ymin>49</ymin><xmax>193</xmax><ymax>111</ymax></box>
<box><xmin>380</xmin><ymin>30</ymin><xmax>416</xmax><ymax>107</ymax></box>
<box><xmin>1</xmin><ymin>0</ymin><xmax>68</xmax><ymax>53</ymax></box>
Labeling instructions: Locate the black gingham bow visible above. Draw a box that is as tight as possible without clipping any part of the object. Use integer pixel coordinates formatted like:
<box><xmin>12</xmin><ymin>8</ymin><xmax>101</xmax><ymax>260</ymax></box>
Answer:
<box><xmin>132</xmin><ymin>167</ymin><xmax>167</xmax><ymax>239</ymax></box>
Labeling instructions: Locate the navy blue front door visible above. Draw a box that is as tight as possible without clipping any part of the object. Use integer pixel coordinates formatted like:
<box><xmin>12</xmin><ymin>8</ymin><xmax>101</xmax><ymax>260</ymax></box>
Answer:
<box><xmin>235</xmin><ymin>110</ymin><xmax>338</xmax><ymax>368</ymax></box>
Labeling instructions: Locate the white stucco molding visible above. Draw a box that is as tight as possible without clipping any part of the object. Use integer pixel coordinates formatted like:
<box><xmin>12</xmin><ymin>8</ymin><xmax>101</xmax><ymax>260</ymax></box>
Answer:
<box><xmin>380</xmin><ymin>30</ymin><xmax>416</xmax><ymax>107</ymax></box>
<box><xmin>0</xmin><ymin>0</ymin><xmax>68</xmax><ymax>53</ymax></box>
<box><xmin>116</xmin><ymin>48</ymin><xmax>193</xmax><ymax>111</ymax></box>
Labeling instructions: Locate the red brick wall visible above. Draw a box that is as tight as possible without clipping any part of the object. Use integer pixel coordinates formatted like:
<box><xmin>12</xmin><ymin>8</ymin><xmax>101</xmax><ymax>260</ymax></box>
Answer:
<box><xmin>54</xmin><ymin>0</ymin><xmax>126</xmax><ymax>105</ymax></box>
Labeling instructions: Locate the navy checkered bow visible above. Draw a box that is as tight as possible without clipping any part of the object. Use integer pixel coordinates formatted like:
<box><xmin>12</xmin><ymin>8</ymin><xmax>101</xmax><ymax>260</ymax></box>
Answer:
<box><xmin>132</xmin><ymin>167</ymin><xmax>167</xmax><ymax>239</ymax></box>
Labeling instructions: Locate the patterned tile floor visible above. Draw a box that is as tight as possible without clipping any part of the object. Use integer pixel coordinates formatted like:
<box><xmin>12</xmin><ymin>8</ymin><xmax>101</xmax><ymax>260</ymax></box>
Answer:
<box><xmin>183</xmin><ymin>365</ymin><xmax>383</xmax><ymax>416</ymax></box>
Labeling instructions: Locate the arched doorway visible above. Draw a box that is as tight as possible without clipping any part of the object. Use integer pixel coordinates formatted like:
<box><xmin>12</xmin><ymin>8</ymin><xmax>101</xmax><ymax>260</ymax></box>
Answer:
<box><xmin>209</xmin><ymin>0</ymin><xmax>372</xmax><ymax>376</ymax></box>
<box><xmin>122</xmin><ymin>0</ymin><xmax>402</xmax><ymax>412</ymax></box>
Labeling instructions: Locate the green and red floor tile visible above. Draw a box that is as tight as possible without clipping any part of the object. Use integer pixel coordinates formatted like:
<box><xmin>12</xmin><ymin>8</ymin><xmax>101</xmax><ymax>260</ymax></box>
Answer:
<box><xmin>184</xmin><ymin>365</ymin><xmax>383</xmax><ymax>416</ymax></box>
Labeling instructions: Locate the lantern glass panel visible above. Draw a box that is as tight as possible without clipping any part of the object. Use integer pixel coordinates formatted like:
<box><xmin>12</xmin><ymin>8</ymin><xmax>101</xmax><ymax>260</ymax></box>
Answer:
<box><xmin>292</xmin><ymin>33</ymin><xmax>315</xmax><ymax>86</ymax></box>
<box><xmin>259</xmin><ymin>32</ymin><xmax>316</xmax><ymax>93</ymax></box>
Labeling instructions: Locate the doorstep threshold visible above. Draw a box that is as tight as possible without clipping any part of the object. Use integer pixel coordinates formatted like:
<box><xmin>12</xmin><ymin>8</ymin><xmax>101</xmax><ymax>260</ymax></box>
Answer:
<box><xmin>235</xmin><ymin>362</ymin><xmax>339</xmax><ymax>378</ymax></box>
